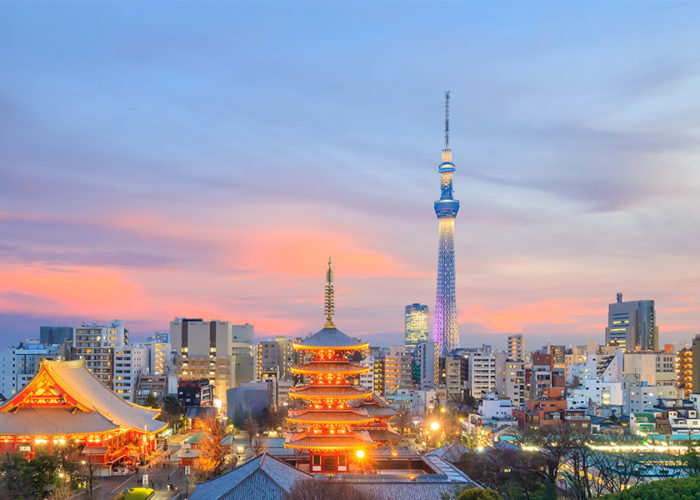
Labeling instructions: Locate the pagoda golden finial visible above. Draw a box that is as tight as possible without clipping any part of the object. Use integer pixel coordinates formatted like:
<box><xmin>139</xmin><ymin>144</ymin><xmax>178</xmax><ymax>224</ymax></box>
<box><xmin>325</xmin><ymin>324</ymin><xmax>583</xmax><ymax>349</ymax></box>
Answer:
<box><xmin>324</xmin><ymin>257</ymin><xmax>335</xmax><ymax>328</ymax></box>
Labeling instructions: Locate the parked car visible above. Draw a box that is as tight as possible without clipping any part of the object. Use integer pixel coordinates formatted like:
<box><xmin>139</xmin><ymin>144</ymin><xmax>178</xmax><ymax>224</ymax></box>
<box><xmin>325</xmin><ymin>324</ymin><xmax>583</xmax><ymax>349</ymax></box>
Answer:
<box><xmin>112</xmin><ymin>466</ymin><xmax>130</xmax><ymax>476</ymax></box>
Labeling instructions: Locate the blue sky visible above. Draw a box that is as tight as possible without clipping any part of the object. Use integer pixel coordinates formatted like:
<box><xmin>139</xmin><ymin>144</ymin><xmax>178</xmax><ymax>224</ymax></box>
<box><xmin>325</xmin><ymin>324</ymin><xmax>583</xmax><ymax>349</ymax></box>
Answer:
<box><xmin>1</xmin><ymin>1</ymin><xmax>700</xmax><ymax>349</ymax></box>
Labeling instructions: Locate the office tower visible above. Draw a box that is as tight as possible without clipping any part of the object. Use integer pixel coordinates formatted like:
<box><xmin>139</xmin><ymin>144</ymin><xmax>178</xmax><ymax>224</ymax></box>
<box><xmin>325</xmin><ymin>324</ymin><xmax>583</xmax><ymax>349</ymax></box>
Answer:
<box><xmin>404</xmin><ymin>304</ymin><xmax>429</xmax><ymax>350</ymax></box>
<box><xmin>40</xmin><ymin>326</ymin><xmax>74</xmax><ymax>346</ymax></box>
<box><xmin>73</xmin><ymin>319</ymin><xmax>127</xmax><ymax>389</ymax></box>
<box><xmin>170</xmin><ymin>318</ymin><xmax>238</xmax><ymax>406</ymax></box>
<box><xmin>605</xmin><ymin>293</ymin><xmax>658</xmax><ymax>351</ymax></box>
<box><xmin>433</xmin><ymin>92</ymin><xmax>460</xmax><ymax>355</ymax></box>
<box><xmin>415</xmin><ymin>341</ymin><xmax>439</xmax><ymax>389</ymax></box>
<box><xmin>507</xmin><ymin>334</ymin><xmax>525</xmax><ymax>362</ymax></box>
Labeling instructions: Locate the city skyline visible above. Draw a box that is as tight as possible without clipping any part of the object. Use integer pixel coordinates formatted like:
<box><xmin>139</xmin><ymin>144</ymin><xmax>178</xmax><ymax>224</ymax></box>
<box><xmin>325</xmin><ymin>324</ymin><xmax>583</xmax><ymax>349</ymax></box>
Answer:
<box><xmin>2</xmin><ymin>2</ymin><xmax>700</xmax><ymax>348</ymax></box>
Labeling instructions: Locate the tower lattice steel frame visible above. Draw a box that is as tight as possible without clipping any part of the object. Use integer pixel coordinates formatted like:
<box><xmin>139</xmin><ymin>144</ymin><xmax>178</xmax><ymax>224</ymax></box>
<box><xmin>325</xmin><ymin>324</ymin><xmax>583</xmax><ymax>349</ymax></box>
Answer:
<box><xmin>432</xmin><ymin>92</ymin><xmax>460</xmax><ymax>355</ymax></box>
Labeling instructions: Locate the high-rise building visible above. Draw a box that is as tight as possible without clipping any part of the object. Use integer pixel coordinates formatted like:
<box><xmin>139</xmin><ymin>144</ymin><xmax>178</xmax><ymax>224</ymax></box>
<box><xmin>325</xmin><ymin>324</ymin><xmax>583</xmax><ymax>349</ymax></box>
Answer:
<box><xmin>507</xmin><ymin>334</ymin><xmax>525</xmax><ymax>362</ymax></box>
<box><xmin>415</xmin><ymin>341</ymin><xmax>439</xmax><ymax>389</ymax></box>
<box><xmin>404</xmin><ymin>304</ymin><xmax>429</xmax><ymax>350</ymax></box>
<box><xmin>114</xmin><ymin>343</ymin><xmax>150</xmax><ymax>401</ymax></box>
<box><xmin>692</xmin><ymin>335</ymin><xmax>700</xmax><ymax>393</ymax></box>
<box><xmin>469</xmin><ymin>352</ymin><xmax>505</xmax><ymax>399</ymax></box>
<box><xmin>170</xmin><ymin>318</ymin><xmax>240</xmax><ymax>406</ymax></box>
<box><xmin>40</xmin><ymin>326</ymin><xmax>74</xmax><ymax>346</ymax></box>
<box><xmin>384</xmin><ymin>346</ymin><xmax>414</xmax><ymax>394</ymax></box>
<box><xmin>605</xmin><ymin>293</ymin><xmax>658</xmax><ymax>351</ymax></box>
<box><xmin>256</xmin><ymin>337</ymin><xmax>295</xmax><ymax>382</ymax></box>
<box><xmin>73</xmin><ymin>319</ymin><xmax>127</xmax><ymax>389</ymax></box>
<box><xmin>432</xmin><ymin>92</ymin><xmax>460</xmax><ymax>355</ymax></box>
<box><xmin>676</xmin><ymin>347</ymin><xmax>693</xmax><ymax>398</ymax></box>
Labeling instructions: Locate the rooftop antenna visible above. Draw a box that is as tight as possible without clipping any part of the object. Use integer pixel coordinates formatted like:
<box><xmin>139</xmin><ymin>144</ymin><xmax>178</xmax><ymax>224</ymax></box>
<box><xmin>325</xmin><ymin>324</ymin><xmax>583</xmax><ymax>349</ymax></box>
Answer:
<box><xmin>444</xmin><ymin>90</ymin><xmax>450</xmax><ymax>149</ymax></box>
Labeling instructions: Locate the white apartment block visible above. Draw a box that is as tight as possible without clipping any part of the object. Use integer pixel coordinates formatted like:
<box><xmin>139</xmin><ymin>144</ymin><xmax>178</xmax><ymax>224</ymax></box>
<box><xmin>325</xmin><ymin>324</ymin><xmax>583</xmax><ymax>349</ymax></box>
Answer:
<box><xmin>624</xmin><ymin>382</ymin><xmax>679</xmax><ymax>414</ymax></box>
<box><xmin>73</xmin><ymin>319</ymin><xmax>127</xmax><ymax>389</ymax></box>
<box><xmin>359</xmin><ymin>356</ymin><xmax>375</xmax><ymax>392</ymax></box>
<box><xmin>114</xmin><ymin>344</ymin><xmax>150</xmax><ymax>401</ymax></box>
<box><xmin>507</xmin><ymin>334</ymin><xmax>525</xmax><ymax>362</ymax></box>
<box><xmin>501</xmin><ymin>360</ymin><xmax>526</xmax><ymax>409</ymax></box>
<box><xmin>469</xmin><ymin>352</ymin><xmax>505</xmax><ymax>399</ymax></box>
<box><xmin>0</xmin><ymin>342</ymin><xmax>61</xmax><ymax>397</ymax></box>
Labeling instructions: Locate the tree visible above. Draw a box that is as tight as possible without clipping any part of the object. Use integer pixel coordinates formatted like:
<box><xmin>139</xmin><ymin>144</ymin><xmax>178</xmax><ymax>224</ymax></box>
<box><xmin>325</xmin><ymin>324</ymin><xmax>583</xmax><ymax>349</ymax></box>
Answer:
<box><xmin>598</xmin><ymin>475</ymin><xmax>700</xmax><ymax>499</ymax></box>
<box><xmin>681</xmin><ymin>440</ymin><xmax>700</xmax><ymax>476</ymax></box>
<box><xmin>392</xmin><ymin>406</ymin><xmax>412</xmax><ymax>438</ymax></box>
<box><xmin>243</xmin><ymin>412</ymin><xmax>259</xmax><ymax>449</ymax></box>
<box><xmin>284</xmin><ymin>478</ymin><xmax>382</xmax><ymax>500</ymax></box>
<box><xmin>251</xmin><ymin>434</ymin><xmax>266</xmax><ymax>455</ymax></box>
<box><xmin>162</xmin><ymin>394</ymin><xmax>184</xmax><ymax>430</ymax></box>
<box><xmin>143</xmin><ymin>393</ymin><xmax>160</xmax><ymax>409</ymax></box>
<box><xmin>197</xmin><ymin>417</ymin><xmax>229</xmax><ymax>480</ymax></box>
<box><xmin>456</xmin><ymin>489</ymin><xmax>502</xmax><ymax>500</ymax></box>
<box><xmin>0</xmin><ymin>452</ymin><xmax>31</xmax><ymax>499</ymax></box>
<box><xmin>517</xmin><ymin>425</ymin><xmax>576</xmax><ymax>497</ymax></box>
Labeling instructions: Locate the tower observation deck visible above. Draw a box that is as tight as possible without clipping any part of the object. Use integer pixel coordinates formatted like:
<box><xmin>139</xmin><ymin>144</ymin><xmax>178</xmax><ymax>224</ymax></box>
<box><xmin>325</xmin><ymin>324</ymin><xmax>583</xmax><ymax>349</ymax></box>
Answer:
<box><xmin>433</xmin><ymin>91</ymin><xmax>460</xmax><ymax>355</ymax></box>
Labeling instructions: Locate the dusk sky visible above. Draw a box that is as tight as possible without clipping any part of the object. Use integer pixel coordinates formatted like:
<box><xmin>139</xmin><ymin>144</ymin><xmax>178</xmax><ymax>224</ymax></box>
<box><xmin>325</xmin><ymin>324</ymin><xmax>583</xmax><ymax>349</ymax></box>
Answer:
<box><xmin>1</xmin><ymin>1</ymin><xmax>700</xmax><ymax>350</ymax></box>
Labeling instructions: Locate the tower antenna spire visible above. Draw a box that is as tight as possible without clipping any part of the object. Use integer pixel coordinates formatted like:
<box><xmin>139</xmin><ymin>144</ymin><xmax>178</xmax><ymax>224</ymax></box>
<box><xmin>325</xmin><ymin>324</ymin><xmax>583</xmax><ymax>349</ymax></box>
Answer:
<box><xmin>444</xmin><ymin>90</ymin><xmax>450</xmax><ymax>149</ymax></box>
<box><xmin>324</xmin><ymin>257</ymin><xmax>335</xmax><ymax>328</ymax></box>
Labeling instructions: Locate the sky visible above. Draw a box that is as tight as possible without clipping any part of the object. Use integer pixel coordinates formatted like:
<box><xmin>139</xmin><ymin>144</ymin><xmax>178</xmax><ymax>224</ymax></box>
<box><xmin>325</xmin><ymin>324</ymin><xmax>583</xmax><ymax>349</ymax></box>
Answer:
<box><xmin>1</xmin><ymin>1</ymin><xmax>700</xmax><ymax>350</ymax></box>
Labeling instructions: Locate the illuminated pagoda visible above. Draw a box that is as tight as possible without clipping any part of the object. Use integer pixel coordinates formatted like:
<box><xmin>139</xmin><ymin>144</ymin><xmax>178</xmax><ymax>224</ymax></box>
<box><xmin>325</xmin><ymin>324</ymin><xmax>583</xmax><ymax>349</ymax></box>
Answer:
<box><xmin>0</xmin><ymin>360</ymin><xmax>166</xmax><ymax>466</ymax></box>
<box><xmin>285</xmin><ymin>259</ymin><xmax>382</xmax><ymax>472</ymax></box>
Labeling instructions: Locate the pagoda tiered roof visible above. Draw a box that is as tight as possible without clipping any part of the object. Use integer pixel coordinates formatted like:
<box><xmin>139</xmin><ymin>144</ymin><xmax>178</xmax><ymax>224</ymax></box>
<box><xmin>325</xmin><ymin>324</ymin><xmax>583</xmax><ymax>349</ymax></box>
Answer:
<box><xmin>288</xmin><ymin>385</ymin><xmax>372</xmax><ymax>400</ymax></box>
<box><xmin>291</xmin><ymin>361</ymin><xmax>368</xmax><ymax>374</ymax></box>
<box><xmin>349</xmin><ymin>393</ymin><xmax>400</xmax><ymax>418</ymax></box>
<box><xmin>285</xmin><ymin>430</ymin><xmax>377</xmax><ymax>451</ymax></box>
<box><xmin>294</xmin><ymin>327</ymin><xmax>368</xmax><ymax>350</ymax></box>
<box><xmin>0</xmin><ymin>360</ymin><xmax>166</xmax><ymax>435</ymax></box>
<box><xmin>287</xmin><ymin>409</ymin><xmax>373</xmax><ymax>424</ymax></box>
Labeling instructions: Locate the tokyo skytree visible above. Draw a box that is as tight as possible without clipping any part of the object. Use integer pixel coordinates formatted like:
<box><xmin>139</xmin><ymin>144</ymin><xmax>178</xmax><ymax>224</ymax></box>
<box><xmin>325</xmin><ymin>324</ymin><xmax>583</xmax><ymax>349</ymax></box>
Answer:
<box><xmin>432</xmin><ymin>91</ymin><xmax>460</xmax><ymax>355</ymax></box>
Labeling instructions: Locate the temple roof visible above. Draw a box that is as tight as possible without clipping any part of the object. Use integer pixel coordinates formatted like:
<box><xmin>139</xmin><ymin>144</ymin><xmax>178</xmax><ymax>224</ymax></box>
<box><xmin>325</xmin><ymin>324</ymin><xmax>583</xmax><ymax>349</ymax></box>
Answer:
<box><xmin>296</xmin><ymin>327</ymin><xmax>367</xmax><ymax>349</ymax></box>
<box><xmin>289</xmin><ymin>385</ymin><xmax>371</xmax><ymax>399</ymax></box>
<box><xmin>287</xmin><ymin>410</ymin><xmax>372</xmax><ymax>424</ymax></box>
<box><xmin>291</xmin><ymin>361</ymin><xmax>368</xmax><ymax>374</ymax></box>
<box><xmin>350</xmin><ymin>393</ymin><xmax>400</xmax><ymax>417</ymax></box>
<box><xmin>1</xmin><ymin>360</ymin><xmax>166</xmax><ymax>434</ymax></box>
<box><xmin>285</xmin><ymin>430</ymin><xmax>376</xmax><ymax>450</ymax></box>
<box><xmin>0</xmin><ymin>407</ymin><xmax>120</xmax><ymax>435</ymax></box>
<box><xmin>190</xmin><ymin>453</ymin><xmax>311</xmax><ymax>500</ymax></box>
<box><xmin>367</xmin><ymin>429</ymin><xmax>401</xmax><ymax>442</ymax></box>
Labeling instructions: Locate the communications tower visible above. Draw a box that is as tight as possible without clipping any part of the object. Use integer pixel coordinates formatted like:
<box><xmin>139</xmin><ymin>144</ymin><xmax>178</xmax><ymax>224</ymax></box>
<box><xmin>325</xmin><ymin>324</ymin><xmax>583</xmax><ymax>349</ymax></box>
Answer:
<box><xmin>432</xmin><ymin>92</ymin><xmax>460</xmax><ymax>355</ymax></box>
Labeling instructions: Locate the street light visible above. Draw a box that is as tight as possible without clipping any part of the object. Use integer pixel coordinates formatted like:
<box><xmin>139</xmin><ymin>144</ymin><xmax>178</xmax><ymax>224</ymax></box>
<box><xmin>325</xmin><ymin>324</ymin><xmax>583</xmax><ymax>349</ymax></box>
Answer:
<box><xmin>356</xmin><ymin>449</ymin><xmax>365</xmax><ymax>459</ymax></box>
<box><xmin>430</xmin><ymin>421</ymin><xmax>440</xmax><ymax>432</ymax></box>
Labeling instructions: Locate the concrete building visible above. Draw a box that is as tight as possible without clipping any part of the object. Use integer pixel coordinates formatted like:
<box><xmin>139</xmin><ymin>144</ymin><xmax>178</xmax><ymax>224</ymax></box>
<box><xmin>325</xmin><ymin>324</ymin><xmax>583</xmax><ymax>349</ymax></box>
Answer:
<box><xmin>73</xmin><ymin>319</ymin><xmax>127</xmax><ymax>389</ymax></box>
<box><xmin>415</xmin><ymin>341</ymin><xmax>439</xmax><ymax>389</ymax></box>
<box><xmin>39</xmin><ymin>326</ymin><xmax>74</xmax><ymax>346</ymax></box>
<box><xmin>113</xmin><ymin>344</ymin><xmax>151</xmax><ymax>401</ymax></box>
<box><xmin>444</xmin><ymin>355</ymin><xmax>469</xmax><ymax>404</ymax></box>
<box><xmin>677</xmin><ymin>347</ymin><xmax>693</xmax><ymax>398</ymax></box>
<box><xmin>256</xmin><ymin>336</ymin><xmax>295</xmax><ymax>382</ymax></box>
<box><xmin>469</xmin><ymin>352</ymin><xmax>504</xmax><ymax>399</ymax></box>
<box><xmin>501</xmin><ymin>360</ymin><xmax>527</xmax><ymax>409</ymax></box>
<box><xmin>384</xmin><ymin>346</ymin><xmax>413</xmax><ymax>394</ymax></box>
<box><xmin>170</xmin><ymin>318</ymin><xmax>238</xmax><ymax>406</ymax></box>
<box><xmin>693</xmin><ymin>335</ymin><xmax>700</xmax><ymax>393</ymax></box>
<box><xmin>134</xmin><ymin>374</ymin><xmax>178</xmax><ymax>404</ymax></box>
<box><xmin>507</xmin><ymin>334</ymin><xmax>525</xmax><ymax>362</ymax></box>
<box><xmin>0</xmin><ymin>342</ymin><xmax>61</xmax><ymax>398</ymax></box>
<box><xmin>404</xmin><ymin>303</ymin><xmax>429</xmax><ymax>350</ymax></box>
<box><xmin>226</xmin><ymin>382</ymin><xmax>273</xmax><ymax>420</ymax></box>
<box><xmin>605</xmin><ymin>293</ymin><xmax>659</xmax><ymax>351</ymax></box>
<box><xmin>624</xmin><ymin>382</ymin><xmax>679</xmax><ymax>414</ymax></box>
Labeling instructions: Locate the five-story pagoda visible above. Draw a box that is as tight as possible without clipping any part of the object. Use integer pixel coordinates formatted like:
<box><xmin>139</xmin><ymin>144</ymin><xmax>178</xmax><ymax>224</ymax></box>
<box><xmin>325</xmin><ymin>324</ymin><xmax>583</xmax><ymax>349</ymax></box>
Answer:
<box><xmin>285</xmin><ymin>260</ymin><xmax>377</xmax><ymax>472</ymax></box>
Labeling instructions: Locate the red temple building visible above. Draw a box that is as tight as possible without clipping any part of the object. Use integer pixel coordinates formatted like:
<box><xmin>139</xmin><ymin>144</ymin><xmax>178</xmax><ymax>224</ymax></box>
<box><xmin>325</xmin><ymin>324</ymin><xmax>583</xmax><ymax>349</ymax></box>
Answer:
<box><xmin>0</xmin><ymin>359</ymin><xmax>166</xmax><ymax>467</ymax></box>
<box><xmin>285</xmin><ymin>260</ymin><xmax>399</xmax><ymax>472</ymax></box>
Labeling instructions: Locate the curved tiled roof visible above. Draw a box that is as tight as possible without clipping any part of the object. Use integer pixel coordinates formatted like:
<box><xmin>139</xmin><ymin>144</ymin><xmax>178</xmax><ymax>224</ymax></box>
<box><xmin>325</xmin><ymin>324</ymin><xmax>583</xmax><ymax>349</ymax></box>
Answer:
<box><xmin>285</xmin><ymin>430</ymin><xmax>376</xmax><ymax>450</ymax></box>
<box><xmin>291</xmin><ymin>361</ymin><xmax>369</xmax><ymax>374</ymax></box>
<box><xmin>287</xmin><ymin>410</ymin><xmax>373</xmax><ymax>424</ymax></box>
<box><xmin>289</xmin><ymin>385</ymin><xmax>372</xmax><ymax>399</ymax></box>
<box><xmin>297</xmin><ymin>327</ymin><xmax>367</xmax><ymax>348</ymax></box>
<box><xmin>0</xmin><ymin>407</ymin><xmax>119</xmax><ymax>435</ymax></box>
<box><xmin>1</xmin><ymin>360</ymin><xmax>166</xmax><ymax>434</ymax></box>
